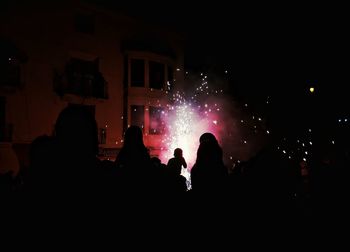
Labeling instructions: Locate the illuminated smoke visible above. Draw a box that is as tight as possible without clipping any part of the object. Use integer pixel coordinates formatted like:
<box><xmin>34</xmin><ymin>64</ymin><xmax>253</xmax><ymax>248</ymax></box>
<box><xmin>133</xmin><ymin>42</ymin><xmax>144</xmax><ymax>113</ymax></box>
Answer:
<box><xmin>159</xmin><ymin>72</ymin><xmax>241</xmax><ymax>170</ymax></box>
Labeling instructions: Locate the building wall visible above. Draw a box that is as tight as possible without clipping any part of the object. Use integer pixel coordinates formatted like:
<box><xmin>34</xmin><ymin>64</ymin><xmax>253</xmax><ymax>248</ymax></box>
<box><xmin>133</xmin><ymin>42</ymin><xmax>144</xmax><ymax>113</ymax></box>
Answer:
<box><xmin>0</xmin><ymin>1</ymin><xmax>184</xmax><ymax>161</ymax></box>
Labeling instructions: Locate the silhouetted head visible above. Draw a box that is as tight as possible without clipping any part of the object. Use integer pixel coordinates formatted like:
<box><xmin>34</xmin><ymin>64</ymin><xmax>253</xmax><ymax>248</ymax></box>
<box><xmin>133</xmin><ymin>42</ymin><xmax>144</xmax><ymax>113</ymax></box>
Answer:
<box><xmin>174</xmin><ymin>148</ymin><xmax>183</xmax><ymax>158</ymax></box>
<box><xmin>54</xmin><ymin>106</ymin><xmax>98</xmax><ymax>156</ymax></box>
<box><xmin>151</xmin><ymin>157</ymin><xmax>161</xmax><ymax>165</ymax></box>
<box><xmin>123</xmin><ymin>125</ymin><xmax>144</xmax><ymax>148</ymax></box>
<box><xmin>199</xmin><ymin>132</ymin><xmax>217</xmax><ymax>144</ymax></box>
<box><xmin>29</xmin><ymin>135</ymin><xmax>53</xmax><ymax>167</ymax></box>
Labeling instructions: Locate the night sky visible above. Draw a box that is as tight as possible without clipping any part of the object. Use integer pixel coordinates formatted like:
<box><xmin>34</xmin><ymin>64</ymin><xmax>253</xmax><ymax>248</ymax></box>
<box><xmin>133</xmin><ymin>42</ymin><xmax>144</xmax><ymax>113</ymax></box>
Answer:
<box><xmin>107</xmin><ymin>2</ymin><xmax>349</xmax><ymax>87</ymax></box>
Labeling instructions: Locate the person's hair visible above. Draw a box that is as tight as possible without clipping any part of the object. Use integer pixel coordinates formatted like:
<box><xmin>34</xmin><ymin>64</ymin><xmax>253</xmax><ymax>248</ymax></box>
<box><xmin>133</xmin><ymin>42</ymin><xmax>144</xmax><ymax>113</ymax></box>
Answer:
<box><xmin>123</xmin><ymin>125</ymin><xmax>145</xmax><ymax>148</ymax></box>
<box><xmin>54</xmin><ymin>106</ymin><xmax>98</xmax><ymax>155</ymax></box>
<box><xmin>199</xmin><ymin>132</ymin><xmax>217</xmax><ymax>144</ymax></box>
<box><xmin>174</xmin><ymin>148</ymin><xmax>183</xmax><ymax>158</ymax></box>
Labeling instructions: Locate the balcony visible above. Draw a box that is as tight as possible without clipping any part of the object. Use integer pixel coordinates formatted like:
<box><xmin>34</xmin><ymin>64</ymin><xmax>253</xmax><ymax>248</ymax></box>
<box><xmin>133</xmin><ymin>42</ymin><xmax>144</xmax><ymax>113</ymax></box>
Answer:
<box><xmin>54</xmin><ymin>58</ymin><xmax>108</xmax><ymax>99</ymax></box>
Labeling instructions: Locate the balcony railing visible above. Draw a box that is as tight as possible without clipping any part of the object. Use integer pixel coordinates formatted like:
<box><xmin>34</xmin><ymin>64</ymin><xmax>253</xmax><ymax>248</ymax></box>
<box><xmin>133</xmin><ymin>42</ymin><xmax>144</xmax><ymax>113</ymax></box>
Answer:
<box><xmin>53</xmin><ymin>59</ymin><xmax>108</xmax><ymax>99</ymax></box>
<box><xmin>54</xmin><ymin>71</ymin><xmax>108</xmax><ymax>99</ymax></box>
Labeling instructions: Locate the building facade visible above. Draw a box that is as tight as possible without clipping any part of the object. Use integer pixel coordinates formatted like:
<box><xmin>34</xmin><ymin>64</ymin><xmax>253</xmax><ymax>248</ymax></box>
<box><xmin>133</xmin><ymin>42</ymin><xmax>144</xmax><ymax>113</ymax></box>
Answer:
<box><xmin>0</xmin><ymin>0</ymin><xmax>184</xmax><ymax>168</ymax></box>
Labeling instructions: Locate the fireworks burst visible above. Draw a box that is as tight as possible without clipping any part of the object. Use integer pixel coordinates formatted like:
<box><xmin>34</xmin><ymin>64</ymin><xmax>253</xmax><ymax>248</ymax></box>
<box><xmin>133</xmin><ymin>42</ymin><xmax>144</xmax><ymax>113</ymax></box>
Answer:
<box><xmin>159</xmin><ymin>75</ymin><xmax>224</xmax><ymax>170</ymax></box>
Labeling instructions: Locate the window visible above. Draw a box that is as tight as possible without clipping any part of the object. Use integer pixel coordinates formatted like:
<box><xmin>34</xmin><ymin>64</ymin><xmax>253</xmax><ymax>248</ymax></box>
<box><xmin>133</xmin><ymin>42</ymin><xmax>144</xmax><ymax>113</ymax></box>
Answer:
<box><xmin>75</xmin><ymin>13</ymin><xmax>95</xmax><ymax>34</ymax></box>
<box><xmin>99</xmin><ymin>128</ymin><xmax>106</xmax><ymax>144</ymax></box>
<box><xmin>149</xmin><ymin>61</ymin><xmax>165</xmax><ymax>89</ymax></box>
<box><xmin>149</xmin><ymin>106</ymin><xmax>165</xmax><ymax>134</ymax></box>
<box><xmin>0</xmin><ymin>56</ymin><xmax>21</xmax><ymax>88</ymax></box>
<box><xmin>130</xmin><ymin>59</ymin><xmax>145</xmax><ymax>87</ymax></box>
<box><xmin>130</xmin><ymin>105</ymin><xmax>144</xmax><ymax>129</ymax></box>
<box><xmin>62</xmin><ymin>58</ymin><xmax>107</xmax><ymax>98</ymax></box>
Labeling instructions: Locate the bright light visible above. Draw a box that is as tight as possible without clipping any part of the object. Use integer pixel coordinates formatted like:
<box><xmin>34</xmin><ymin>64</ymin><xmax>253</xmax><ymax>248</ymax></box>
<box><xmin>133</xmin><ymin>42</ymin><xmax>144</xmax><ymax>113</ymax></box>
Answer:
<box><xmin>309</xmin><ymin>87</ymin><xmax>315</xmax><ymax>93</ymax></box>
<box><xmin>160</xmin><ymin>102</ymin><xmax>221</xmax><ymax>168</ymax></box>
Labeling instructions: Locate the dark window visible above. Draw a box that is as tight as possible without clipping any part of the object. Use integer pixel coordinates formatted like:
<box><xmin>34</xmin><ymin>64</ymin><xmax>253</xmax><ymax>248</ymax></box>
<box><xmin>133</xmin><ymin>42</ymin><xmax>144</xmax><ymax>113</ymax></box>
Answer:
<box><xmin>123</xmin><ymin>56</ymin><xmax>128</xmax><ymax>89</ymax></box>
<box><xmin>149</xmin><ymin>61</ymin><xmax>165</xmax><ymax>89</ymax></box>
<box><xmin>61</xmin><ymin>58</ymin><xmax>107</xmax><ymax>99</ymax></box>
<box><xmin>167</xmin><ymin>65</ymin><xmax>173</xmax><ymax>91</ymax></box>
<box><xmin>99</xmin><ymin>128</ymin><xmax>106</xmax><ymax>144</ymax></box>
<box><xmin>0</xmin><ymin>57</ymin><xmax>21</xmax><ymax>88</ymax></box>
<box><xmin>149</xmin><ymin>106</ymin><xmax>165</xmax><ymax>134</ymax></box>
<box><xmin>130</xmin><ymin>59</ymin><xmax>145</xmax><ymax>87</ymax></box>
<box><xmin>130</xmin><ymin>105</ymin><xmax>144</xmax><ymax>129</ymax></box>
<box><xmin>75</xmin><ymin>13</ymin><xmax>95</xmax><ymax>34</ymax></box>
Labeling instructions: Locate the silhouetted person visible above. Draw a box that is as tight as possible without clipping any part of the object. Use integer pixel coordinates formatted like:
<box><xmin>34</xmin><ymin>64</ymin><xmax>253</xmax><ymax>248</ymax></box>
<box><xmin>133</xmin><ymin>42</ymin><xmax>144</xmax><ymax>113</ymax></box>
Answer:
<box><xmin>198</xmin><ymin>132</ymin><xmax>223</xmax><ymax>164</ymax></box>
<box><xmin>191</xmin><ymin>133</ymin><xmax>228</xmax><ymax>195</ymax></box>
<box><xmin>52</xmin><ymin>105</ymin><xmax>103</xmax><ymax>198</ymax></box>
<box><xmin>167</xmin><ymin>148</ymin><xmax>187</xmax><ymax>176</ymax></box>
<box><xmin>199</xmin><ymin>132</ymin><xmax>218</xmax><ymax>144</ymax></box>
<box><xmin>114</xmin><ymin>125</ymin><xmax>156</xmax><ymax>199</ymax></box>
<box><xmin>189</xmin><ymin>133</ymin><xmax>230</xmax><ymax>232</ymax></box>
<box><xmin>0</xmin><ymin>143</ymin><xmax>20</xmax><ymax>195</ymax></box>
<box><xmin>151</xmin><ymin>157</ymin><xmax>167</xmax><ymax>170</ymax></box>
<box><xmin>115</xmin><ymin>125</ymin><xmax>150</xmax><ymax>170</ymax></box>
<box><xmin>26</xmin><ymin>135</ymin><xmax>55</xmax><ymax>194</ymax></box>
<box><xmin>165</xmin><ymin>148</ymin><xmax>188</xmax><ymax>195</ymax></box>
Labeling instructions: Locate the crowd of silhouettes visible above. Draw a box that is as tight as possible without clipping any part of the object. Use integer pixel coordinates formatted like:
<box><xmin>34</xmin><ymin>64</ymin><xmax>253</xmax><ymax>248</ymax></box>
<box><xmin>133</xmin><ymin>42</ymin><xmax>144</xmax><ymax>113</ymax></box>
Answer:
<box><xmin>1</xmin><ymin>105</ymin><xmax>349</xmax><ymax>225</ymax></box>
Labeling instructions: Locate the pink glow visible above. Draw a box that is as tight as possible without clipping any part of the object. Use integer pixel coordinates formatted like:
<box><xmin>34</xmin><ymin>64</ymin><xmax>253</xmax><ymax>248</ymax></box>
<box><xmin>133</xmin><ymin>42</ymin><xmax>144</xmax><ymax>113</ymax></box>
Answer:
<box><xmin>159</xmin><ymin>97</ymin><xmax>223</xmax><ymax>169</ymax></box>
